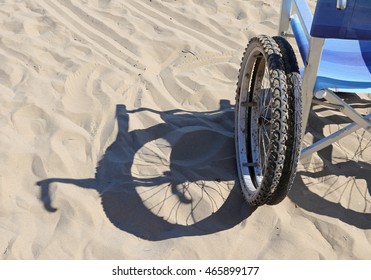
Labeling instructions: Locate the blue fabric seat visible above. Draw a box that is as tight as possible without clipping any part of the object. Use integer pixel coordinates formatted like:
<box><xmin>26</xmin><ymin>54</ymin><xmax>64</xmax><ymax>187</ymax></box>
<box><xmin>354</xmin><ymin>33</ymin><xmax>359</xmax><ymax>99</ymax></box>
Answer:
<box><xmin>316</xmin><ymin>39</ymin><xmax>371</xmax><ymax>93</ymax></box>
<box><xmin>311</xmin><ymin>0</ymin><xmax>371</xmax><ymax>40</ymax></box>
<box><xmin>290</xmin><ymin>0</ymin><xmax>371</xmax><ymax>93</ymax></box>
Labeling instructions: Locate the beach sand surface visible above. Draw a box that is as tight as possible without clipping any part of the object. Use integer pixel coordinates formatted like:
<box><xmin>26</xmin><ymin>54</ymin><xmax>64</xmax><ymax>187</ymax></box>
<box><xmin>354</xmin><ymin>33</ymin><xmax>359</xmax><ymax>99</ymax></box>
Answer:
<box><xmin>0</xmin><ymin>0</ymin><xmax>370</xmax><ymax>259</ymax></box>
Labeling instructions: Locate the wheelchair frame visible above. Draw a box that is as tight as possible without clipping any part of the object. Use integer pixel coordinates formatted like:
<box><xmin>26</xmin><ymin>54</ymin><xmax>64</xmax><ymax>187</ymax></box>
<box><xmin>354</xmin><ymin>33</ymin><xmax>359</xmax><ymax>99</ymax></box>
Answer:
<box><xmin>235</xmin><ymin>0</ymin><xmax>371</xmax><ymax>206</ymax></box>
<box><xmin>279</xmin><ymin>0</ymin><xmax>371</xmax><ymax>159</ymax></box>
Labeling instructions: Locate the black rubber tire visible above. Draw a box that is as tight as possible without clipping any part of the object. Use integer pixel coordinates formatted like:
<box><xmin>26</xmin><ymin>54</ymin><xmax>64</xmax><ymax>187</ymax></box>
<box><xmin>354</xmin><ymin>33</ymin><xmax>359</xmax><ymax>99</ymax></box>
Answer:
<box><xmin>267</xmin><ymin>36</ymin><xmax>303</xmax><ymax>205</ymax></box>
<box><xmin>235</xmin><ymin>35</ymin><xmax>289</xmax><ymax>206</ymax></box>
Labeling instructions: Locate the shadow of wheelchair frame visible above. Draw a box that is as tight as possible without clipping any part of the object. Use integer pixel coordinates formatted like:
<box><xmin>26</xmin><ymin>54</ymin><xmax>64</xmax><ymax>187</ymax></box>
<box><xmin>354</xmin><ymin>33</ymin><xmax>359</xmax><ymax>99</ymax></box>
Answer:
<box><xmin>37</xmin><ymin>100</ymin><xmax>255</xmax><ymax>241</ymax></box>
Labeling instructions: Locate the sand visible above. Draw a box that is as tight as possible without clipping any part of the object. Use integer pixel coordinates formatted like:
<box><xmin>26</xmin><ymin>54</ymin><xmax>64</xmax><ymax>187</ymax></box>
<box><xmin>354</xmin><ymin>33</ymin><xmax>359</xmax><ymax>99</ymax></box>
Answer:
<box><xmin>0</xmin><ymin>0</ymin><xmax>370</xmax><ymax>260</ymax></box>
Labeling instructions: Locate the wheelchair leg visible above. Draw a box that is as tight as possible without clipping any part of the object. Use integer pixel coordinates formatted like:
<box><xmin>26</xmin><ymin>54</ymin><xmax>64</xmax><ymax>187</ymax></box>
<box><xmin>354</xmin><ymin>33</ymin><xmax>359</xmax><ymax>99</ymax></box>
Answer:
<box><xmin>323</xmin><ymin>90</ymin><xmax>371</xmax><ymax>132</ymax></box>
<box><xmin>278</xmin><ymin>0</ymin><xmax>293</xmax><ymax>36</ymax></box>
<box><xmin>300</xmin><ymin>38</ymin><xmax>325</xmax><ymax>141</ymax></box>
<box><xmin>301</xmin><ymin>113</ymin><xmax>371</xmax><ymax>159</ymax></box>
<box><xmin>301</xmin><ymin>89</ymin><xmax>371</xmax><ymax>159</ymax></box>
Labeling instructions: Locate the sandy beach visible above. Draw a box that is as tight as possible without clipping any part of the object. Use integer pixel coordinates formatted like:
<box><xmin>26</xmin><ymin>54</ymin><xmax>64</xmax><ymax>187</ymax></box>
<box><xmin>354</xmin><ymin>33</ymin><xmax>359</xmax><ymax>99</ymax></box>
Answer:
<box><xmin>0</xmin><ymin>0</ymin><xmax>370</xmax><ymax>259</ymax></box>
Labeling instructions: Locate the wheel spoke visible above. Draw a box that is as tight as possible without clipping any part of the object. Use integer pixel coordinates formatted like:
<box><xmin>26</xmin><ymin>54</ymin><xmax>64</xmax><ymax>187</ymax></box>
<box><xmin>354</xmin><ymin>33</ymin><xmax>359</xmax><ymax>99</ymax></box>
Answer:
<box><xmin>252</xmin><ymin>64</ymin><xmax>273</xmax><ymax>179</ymax></box>
<box><xmin>258</xmin><ymin>129</ymin><xmax>266</xmax><ymax>173</ymax></box>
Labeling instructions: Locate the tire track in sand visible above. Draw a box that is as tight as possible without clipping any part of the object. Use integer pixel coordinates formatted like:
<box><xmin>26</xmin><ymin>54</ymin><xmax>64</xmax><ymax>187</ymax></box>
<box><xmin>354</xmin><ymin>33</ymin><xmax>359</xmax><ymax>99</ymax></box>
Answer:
<box><xmin>39</xmin><ymin>0</ymin><xmax>145</xmax><ymax>74</ymax></box>
<box><xmin>138</xmin><ymin>0</ymin><xmax>240</xmax><ymax>49</ymax></box>
<box><xmin>123</xmin><ymin>1</ymin><xmax>237</xmax><ymax>52</ymax></box>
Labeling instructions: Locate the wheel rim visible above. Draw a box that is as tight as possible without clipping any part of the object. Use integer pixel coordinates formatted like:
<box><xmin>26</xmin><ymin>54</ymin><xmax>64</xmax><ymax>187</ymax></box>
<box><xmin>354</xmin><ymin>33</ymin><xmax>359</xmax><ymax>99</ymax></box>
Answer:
<box><xmin>236</xmin><ymin>49</ymin><xmax>272</xmax><ymax>193</ymax></box>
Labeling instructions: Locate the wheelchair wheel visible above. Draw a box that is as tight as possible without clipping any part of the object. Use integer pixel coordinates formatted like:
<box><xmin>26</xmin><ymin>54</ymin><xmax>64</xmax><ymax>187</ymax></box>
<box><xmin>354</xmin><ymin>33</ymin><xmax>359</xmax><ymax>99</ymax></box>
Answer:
<box><xmin>268</xmin><ymin>36</ymin><xmax>302</xmax><ymax>205</ymax></box>
<box><xmin>235</xmin><ymin>35</ymin><xmax>289</xmax><ymax>206</ymax></box>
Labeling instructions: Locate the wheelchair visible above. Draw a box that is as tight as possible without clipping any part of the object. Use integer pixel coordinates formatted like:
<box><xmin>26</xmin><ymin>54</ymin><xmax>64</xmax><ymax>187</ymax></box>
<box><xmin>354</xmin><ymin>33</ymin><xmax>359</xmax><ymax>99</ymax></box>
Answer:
<box><xmin>235</xmin><ymin>0</ymin><xmax>371</xmax><ymax>206</ymax></box>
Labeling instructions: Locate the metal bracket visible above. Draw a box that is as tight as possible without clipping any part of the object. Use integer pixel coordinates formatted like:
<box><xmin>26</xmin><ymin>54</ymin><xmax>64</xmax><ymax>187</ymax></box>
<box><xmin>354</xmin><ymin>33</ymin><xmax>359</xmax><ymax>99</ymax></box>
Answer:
<box><xmin>312</xmin><ymin>98</ymin><xmax>345</xmax><ymax>111</ymax></box>
<box><xmin>241</xmin><ymin>101</ymin><xmax>257</xmax><ymax>108</ymax></box>
<box><xmin>337</xmin><ymin>0</ymin><xmax>347</xmax><ymax>10</ymax></box>
<box><xmin>243</xmin><ymin>162</ymin><xmax>258</xmax><ymax>168</ymax></box>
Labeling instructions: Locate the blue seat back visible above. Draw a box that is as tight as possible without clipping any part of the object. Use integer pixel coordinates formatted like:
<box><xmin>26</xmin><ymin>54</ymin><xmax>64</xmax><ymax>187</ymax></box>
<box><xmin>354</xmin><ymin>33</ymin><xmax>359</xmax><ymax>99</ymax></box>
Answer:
<box><xmin>311</xmin><ymin>0</ymin><xmax>371</xmax><ymax>40</ymax></box>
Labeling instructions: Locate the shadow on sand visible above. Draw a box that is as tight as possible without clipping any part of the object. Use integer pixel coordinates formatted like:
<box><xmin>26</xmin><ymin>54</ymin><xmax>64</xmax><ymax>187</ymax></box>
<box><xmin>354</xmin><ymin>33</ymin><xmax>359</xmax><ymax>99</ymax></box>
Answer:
<box><xmin>37</xmin><ymin>100</ymin><xmax>254</xmax><ymax>241</ymax></box>
<box><xmin>289</xmin><ymin>94</ymin><xmax>371</xmax><ymax>229</ymax></box>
